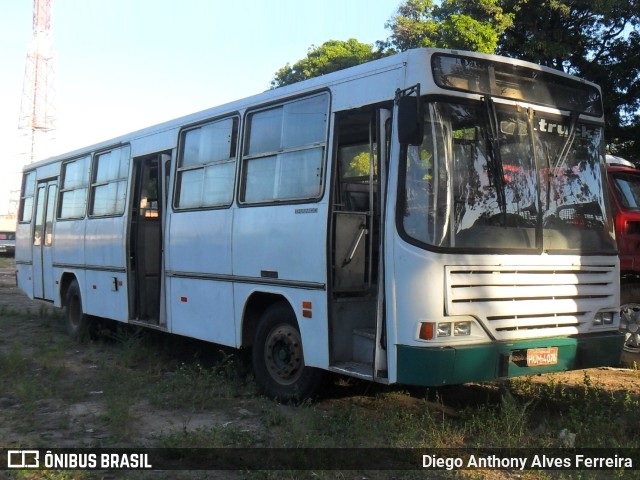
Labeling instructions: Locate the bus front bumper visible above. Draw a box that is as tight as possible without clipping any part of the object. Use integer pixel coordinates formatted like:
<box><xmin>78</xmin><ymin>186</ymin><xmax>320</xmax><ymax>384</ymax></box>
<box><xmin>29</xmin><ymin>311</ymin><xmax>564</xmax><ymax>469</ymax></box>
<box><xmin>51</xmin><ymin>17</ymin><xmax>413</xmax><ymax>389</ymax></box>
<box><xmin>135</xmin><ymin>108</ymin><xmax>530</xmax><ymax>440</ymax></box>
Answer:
<box><xmin>396</xmin><ymin>332</ymin><xmax>625</xmax><ymax>386</ymax></box>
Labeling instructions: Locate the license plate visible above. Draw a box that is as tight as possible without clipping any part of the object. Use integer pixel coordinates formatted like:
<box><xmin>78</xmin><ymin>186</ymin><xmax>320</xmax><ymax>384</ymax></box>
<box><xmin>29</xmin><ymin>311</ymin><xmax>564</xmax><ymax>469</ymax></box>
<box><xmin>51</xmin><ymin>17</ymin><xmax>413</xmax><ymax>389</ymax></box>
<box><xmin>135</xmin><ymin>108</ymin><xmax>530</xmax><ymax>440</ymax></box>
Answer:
<box><xmin>527</xmin><ymin>347</ymin><xmax>558</xmax><ymax>366</ymax></box>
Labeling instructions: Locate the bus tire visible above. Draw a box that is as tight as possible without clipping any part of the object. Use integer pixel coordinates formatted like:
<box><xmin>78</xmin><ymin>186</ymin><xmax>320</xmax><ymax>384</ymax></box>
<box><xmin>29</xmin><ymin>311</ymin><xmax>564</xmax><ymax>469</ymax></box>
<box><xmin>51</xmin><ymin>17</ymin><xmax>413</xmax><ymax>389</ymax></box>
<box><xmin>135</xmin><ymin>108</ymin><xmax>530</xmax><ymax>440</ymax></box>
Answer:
<box><xmin>64</xmin><ymin>280</ymin><xmax>92</xmax><ymax>341</ymax></box>
<box><xmin>252</xmin><ymin>302</ymin><xmax>323</xmax><ymax>402</ymax></box>
<box><xmin>620</xmin><ymin>303</ymin><xmax>640</xmax><ymax>368</ymax></box>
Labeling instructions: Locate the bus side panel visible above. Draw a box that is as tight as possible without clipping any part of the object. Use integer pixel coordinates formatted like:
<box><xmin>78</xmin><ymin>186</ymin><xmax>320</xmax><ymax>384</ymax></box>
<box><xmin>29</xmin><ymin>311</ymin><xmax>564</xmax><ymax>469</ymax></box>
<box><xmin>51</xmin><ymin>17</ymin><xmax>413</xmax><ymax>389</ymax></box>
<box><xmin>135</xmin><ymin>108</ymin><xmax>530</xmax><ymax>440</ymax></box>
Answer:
<box><xmin>16</xmin><ymin>264</ymin><xmax>34</xmax><ymax>299</ymax></box>
<box><xmin>168</xmin><ymin>277</ymin><xmax>235</xmax><ymax>346</ymax></box>
<box><xmin>166</xmin><ymin>210</ymin><xmax>232</xmax><ymax>275</ymax></box>
<box><xmin>85</xmin><ymin>217</ymin><xmax>126</xmax><ymax>269</ymax></box>
<box><xmin>83</xmin><ymin>217</ymin><xmax>129</xmax><ymax>320</ymax></box>
<box><xmin>232</xmin><ymin>203</ymin><xmax>329</xmax><ymax>367</ymax></box>
<box><xmin>15</xmin><ymin>222</ymin><xmax>34</xmax><ymax>299</ymax></box>
<box><xmin>232</xmin><ymin>203</ymin><xmax>327</xmax><ymax>284</ymax></box>
<box><xmin>84</xmin><ymin>269</ymin><xmax>129</xmax><ymax>321</ymax></box>
<box><xmin>53</xmin><ymin>220</ymin><xmax>86</xmax><ymax>270</ymax></box>
<box><xmin>165</xmin><ymin>209</ymin><xmax>234</xmax><ymax>344</ymax></box>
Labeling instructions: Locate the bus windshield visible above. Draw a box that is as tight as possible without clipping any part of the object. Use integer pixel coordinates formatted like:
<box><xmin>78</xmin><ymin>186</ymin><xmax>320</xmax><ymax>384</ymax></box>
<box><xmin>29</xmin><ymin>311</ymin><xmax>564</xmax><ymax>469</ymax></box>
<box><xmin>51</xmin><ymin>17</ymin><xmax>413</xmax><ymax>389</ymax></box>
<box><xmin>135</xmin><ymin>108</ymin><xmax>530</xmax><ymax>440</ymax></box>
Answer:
<box><xmin>400</xmin><ymin>99</ymin><xmax>617</xmax><ymax>253</ymax></box>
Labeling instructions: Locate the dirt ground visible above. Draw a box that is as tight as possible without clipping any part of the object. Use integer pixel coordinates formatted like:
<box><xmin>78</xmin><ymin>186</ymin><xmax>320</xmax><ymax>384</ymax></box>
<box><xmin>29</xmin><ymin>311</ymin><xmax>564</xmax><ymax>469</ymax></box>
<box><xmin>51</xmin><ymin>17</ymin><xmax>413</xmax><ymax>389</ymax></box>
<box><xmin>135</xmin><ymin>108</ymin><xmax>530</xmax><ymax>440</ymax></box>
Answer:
<box><xmin>0</xmin><ymin>259</ymin><xmax>272</xmax><ymax>450</ymax></box>
<box><xmin>1</xmin><ymin>256</ymin><xmax>640</xmax><ymax>451</ymax></box>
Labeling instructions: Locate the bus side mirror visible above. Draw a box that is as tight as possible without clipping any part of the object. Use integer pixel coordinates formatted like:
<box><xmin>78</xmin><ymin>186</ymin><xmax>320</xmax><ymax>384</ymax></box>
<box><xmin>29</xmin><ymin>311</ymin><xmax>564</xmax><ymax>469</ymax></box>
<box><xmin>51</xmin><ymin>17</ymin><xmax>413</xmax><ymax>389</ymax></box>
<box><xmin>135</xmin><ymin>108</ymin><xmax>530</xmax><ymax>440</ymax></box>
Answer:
<box><xmin>397</xmin><ymin>96</ymin><xmax>424</xmax><ymax>146</ymax></box>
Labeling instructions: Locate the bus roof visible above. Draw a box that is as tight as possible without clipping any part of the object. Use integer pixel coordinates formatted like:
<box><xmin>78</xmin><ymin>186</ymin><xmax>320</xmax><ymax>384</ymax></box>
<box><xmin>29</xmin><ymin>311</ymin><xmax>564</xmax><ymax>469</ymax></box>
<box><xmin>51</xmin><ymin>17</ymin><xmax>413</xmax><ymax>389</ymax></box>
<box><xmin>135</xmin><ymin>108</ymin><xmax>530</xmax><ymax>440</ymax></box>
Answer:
<box><xmin>24</xmin><ymin>47</ymin><xmax>603</xmax><ymax>172</ymax></box>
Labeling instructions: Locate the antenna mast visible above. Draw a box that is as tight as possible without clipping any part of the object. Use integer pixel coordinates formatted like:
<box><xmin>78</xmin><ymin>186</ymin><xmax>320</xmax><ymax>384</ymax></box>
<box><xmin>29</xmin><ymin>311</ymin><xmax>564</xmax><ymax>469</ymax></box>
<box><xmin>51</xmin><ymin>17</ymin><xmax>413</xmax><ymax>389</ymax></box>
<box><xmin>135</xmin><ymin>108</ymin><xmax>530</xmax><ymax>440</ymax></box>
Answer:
<box><xmin>18</xmin><ymin>0</ymin><xmax>56</xmax><ymax>164</ymax></box>
<box><xmin>9</xmin><ymin>0</ymin><xmax>55</xmax><ymax>215</ymax></box>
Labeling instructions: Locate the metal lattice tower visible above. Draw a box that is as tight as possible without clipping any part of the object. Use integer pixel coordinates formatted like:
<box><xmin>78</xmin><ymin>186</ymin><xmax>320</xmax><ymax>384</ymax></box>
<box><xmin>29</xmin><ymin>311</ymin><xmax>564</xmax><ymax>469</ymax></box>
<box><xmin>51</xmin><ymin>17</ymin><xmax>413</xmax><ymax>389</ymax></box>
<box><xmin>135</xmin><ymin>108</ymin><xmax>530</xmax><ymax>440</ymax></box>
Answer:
<box><xmin>18</xmin><ymin>0</ymin><xmax>56</xmax><ymax>164</ymax></box>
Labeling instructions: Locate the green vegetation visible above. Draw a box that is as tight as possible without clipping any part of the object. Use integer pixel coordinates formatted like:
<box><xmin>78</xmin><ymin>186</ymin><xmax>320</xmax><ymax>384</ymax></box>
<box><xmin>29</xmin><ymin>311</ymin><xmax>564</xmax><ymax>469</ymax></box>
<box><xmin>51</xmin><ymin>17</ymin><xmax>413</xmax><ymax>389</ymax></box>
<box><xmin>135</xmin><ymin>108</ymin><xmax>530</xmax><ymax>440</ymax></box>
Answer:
<box><xmin>1</xmin><ymin>301</ymin><xmax>639</xmax><ymax>479</ymax></box>
<box><xmin>0</xmin><ymin>256</ymin><xmax>13</xmax><ymax>268</ymax></box>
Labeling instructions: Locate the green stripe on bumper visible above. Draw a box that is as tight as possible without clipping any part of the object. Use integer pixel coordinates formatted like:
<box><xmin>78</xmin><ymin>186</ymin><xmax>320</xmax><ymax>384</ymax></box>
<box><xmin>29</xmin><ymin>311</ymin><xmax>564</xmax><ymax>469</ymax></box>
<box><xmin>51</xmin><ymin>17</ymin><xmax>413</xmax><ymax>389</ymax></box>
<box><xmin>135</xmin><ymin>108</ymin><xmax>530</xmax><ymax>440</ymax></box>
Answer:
<box><xmin>396</xmin><ymin>332</ymin><xmax>625</xmax><ymax>386</ymax></box>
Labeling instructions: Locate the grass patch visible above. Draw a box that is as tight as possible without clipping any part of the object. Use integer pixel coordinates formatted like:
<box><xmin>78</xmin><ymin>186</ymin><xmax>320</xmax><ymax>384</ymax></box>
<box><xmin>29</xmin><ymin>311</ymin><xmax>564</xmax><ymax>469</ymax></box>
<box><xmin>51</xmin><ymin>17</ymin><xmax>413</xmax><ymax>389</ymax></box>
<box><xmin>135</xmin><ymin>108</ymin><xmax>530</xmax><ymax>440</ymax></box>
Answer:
<box><xmin>0</xmin><ymin>303</ymin><xmax>33</xmax><ymax>318</ymax></box>
<box><xmin>0</xmin><ymin>256</ymin><xmax>13</xmax><ymax>268</ymax></box>
<box><xmin>157</xmin><ymin>424</ymin><xmax>262</xmax><ymax>448</ymax></box>
<box><xmin>149</xmin><ymin>351</ymin><xmax>255</xmax><ymax>411</ymax></box>
<box><xmin>507</xmin><ymin>372</ymin><xmax>640</xmax><ymax>448</ymax></box>
<box><xmin>2</xmin><ymin>297</ymin><xmax>639</xmax><ymax>479</ymax></box>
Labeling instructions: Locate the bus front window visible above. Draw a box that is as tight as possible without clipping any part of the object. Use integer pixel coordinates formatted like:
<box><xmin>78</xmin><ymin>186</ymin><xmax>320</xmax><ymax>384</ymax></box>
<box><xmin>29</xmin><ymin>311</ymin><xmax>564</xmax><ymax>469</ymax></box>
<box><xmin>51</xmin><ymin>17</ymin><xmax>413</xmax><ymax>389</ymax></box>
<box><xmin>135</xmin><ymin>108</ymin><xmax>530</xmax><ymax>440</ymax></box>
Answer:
<box><xmin>400</xmin><ymin>100</ymin><xmax>616</xmax><ymax>253</ymax></box>
<box><xmin>536</xmin><ymin>115</ymin><xmax>616</xmax><ymax>252</ymax></box>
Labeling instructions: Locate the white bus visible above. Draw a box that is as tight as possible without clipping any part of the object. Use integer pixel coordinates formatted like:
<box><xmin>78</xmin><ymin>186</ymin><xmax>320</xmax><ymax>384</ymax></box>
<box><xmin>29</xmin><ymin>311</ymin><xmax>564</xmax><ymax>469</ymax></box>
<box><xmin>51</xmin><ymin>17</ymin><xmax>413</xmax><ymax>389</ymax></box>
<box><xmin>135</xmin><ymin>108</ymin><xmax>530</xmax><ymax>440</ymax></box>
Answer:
<box><xmin>15</xmin><ymin>48</ymin><xmax>624</xmax><ymax>400</ymax></box>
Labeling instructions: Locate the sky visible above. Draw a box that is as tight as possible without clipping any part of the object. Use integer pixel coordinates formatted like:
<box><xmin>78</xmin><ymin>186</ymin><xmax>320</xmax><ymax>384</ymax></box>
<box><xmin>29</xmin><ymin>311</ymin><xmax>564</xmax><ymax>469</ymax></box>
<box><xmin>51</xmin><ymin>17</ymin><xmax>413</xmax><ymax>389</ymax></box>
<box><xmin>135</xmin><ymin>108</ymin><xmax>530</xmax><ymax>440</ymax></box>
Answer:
<box><xmin>0</xmin><ymin>0</ymin><xmax>400</xmax><ymax>216</ymax></box>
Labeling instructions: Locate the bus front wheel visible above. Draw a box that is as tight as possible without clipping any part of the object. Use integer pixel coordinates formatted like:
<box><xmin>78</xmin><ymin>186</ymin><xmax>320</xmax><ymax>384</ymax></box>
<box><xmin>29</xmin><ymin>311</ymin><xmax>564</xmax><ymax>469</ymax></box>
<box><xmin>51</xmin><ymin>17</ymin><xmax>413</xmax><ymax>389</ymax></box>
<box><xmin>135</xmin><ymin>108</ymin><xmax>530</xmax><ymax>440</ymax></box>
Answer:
<box><xmin>64</xmin><ymin>280</ymin><xmax>92</xmax><ymax>341</ymax></box>
<box><xmin>252</xmin><ymin>302</ymin><xmax>323</xmax><ymax>402</ymax></box>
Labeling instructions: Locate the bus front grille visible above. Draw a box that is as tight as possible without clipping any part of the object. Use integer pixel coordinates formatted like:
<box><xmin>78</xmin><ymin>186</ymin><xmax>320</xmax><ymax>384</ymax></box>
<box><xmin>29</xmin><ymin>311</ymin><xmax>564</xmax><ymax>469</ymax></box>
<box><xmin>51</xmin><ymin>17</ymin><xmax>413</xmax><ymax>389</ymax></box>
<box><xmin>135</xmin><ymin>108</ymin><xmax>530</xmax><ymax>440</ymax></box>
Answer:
<box><xmin>445</xmin><ymin>264</ymin><xmax>618</xmax><ymax>340</ymax></box>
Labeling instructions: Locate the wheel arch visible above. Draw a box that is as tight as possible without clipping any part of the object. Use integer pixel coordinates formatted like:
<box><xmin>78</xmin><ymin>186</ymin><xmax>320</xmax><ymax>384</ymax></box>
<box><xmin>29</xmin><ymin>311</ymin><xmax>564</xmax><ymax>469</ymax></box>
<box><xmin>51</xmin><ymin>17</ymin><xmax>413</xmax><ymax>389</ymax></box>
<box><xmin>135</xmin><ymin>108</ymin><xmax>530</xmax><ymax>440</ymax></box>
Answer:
<box><xmin>241</xmin><ymin>291</ymin><xmax>296</xmax><ymax>348</ymax></box>
<box><xmin>60</xmin><ymin>272</ymin><xmax>80</xmax><ymax>307</ymax></box>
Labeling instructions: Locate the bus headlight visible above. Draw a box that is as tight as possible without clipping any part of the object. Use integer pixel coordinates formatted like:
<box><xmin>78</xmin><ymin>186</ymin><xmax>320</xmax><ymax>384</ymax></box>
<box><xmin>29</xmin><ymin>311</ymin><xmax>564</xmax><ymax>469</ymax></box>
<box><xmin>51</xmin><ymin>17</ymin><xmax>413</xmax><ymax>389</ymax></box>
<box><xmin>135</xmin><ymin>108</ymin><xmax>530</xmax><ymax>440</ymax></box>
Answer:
<box><xmin>594</xmin><ymin>312</ymin><xmax>614</xmax><ymax>325</ymax></box>
<box><xmin>419</xmin><ymin>320</ymin><xmax>473</xmax><ymax>340</ymax></box>
<box><xmin>437</xmin><ymin>323</ymin><xmax>451</xmax><ymax>337</ymax></box>
<box><xmin>454</xmin><ymin>321</ymin><xmax>471</xmax><ymax>336</ymax></box>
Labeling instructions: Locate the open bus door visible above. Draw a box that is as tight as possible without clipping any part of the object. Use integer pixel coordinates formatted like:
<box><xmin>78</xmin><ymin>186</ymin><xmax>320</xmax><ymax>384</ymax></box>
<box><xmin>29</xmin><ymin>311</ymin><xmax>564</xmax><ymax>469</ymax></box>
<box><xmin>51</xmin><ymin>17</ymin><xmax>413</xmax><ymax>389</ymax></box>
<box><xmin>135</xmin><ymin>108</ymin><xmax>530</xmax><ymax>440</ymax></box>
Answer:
<box><xmin>330</xmin><ymin>106</ymin><xmax>390</xmax><ymax>381</ymax></box>
<box><xmin>130</xmin><ymin>153</ymin><xmax>171</xmax><ymax>326</ymax></box>
<box><xmin>32</xmin><ymin>179</ymin><xmax>57</xmax><ymax>301</ymax></box>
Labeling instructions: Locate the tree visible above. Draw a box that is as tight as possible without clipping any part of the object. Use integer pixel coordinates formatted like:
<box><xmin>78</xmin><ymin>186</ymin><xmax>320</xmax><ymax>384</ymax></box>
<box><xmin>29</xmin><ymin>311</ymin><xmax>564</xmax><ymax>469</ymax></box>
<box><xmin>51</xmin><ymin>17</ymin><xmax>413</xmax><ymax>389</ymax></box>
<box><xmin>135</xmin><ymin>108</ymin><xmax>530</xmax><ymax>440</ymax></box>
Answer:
<box><xmin>497</xmin><ymin>0</ymin><xmax>640</xmax><ymax>161</ymax></box>
<box><xmin>270</xmin><ymin>39</ymin><xmax>381</xmax><ymax>89</ymax></box>
<box><xmin>272</xmin><ymin>0</ymin><xmax>639</xmax><ymax>159</ymax></box>
<box><xmin>378</xmin><ymin>0</ymin><xmax>513</xmax><ymax>54</ymax></box>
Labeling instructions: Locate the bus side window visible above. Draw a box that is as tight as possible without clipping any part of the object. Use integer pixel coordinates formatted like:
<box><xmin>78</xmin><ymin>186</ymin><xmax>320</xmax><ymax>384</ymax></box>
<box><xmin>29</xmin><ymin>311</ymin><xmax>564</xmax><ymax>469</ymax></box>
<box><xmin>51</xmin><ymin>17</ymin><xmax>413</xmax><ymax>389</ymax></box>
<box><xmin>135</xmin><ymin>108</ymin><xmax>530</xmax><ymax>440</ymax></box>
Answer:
<box><xmin>175</xmin><ymin>117</ymin><xmax>238</xmax><ymax>210</ymax></box>
<box><xmin>338</xmin><ymin>143</ymin><xmax>375</xmax><ymax>212</ymax></box>
<box><xmin>241</xmin><ymin>93</ymin><xmax>329</xmax><ymax>204</ymax></box>
<box><xmin>90</xmin><ymin>146</ymin><xmax>130</xmax><ymax>217</ymax></box>
<box><xmin>19</xmin><ymin>171</ymin><xmax>36</xmax><ymax>223</ymax></box>
<box><xmin>139</xmin><ymin>161</ymin><xmax>159</xmax><ymax>218</ymax></box>
<box><xmin>59</xmin><ymin>155</ymin><xmax>91</xmax><ymax>219</ymax></box>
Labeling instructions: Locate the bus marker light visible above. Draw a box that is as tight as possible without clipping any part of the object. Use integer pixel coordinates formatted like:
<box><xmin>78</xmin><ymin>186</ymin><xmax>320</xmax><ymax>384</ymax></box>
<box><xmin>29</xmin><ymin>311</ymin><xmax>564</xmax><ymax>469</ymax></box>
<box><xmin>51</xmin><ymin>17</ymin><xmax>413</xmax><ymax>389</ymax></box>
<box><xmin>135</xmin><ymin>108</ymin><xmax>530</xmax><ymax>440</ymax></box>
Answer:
<box><xmin>419</xmin><ymin>322</ymin><xmax>435</xmax><ymax>340</ymax></box>
<box><xmin>302</xmin><ymin>301</ymin><xmax>312</xmax><ymax>318</ymax></box>
<box><xmin>181</xmin><ymin>296</ymin><xmax>188</xmax><ymax>303</ymax></box>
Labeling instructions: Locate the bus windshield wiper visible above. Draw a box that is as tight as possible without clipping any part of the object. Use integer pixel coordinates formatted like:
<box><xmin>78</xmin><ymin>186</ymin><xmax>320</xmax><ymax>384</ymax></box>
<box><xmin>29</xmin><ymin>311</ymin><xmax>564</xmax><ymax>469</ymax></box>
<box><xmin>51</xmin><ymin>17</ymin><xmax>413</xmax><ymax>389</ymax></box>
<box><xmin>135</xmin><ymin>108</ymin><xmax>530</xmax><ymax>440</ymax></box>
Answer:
<box><xmin>551</xmin><ymin>111</ymin><xmax>580</xmax><ymax>175</ymax></box>
<box><xmin>546</xmin><ymin>111</ymin><xmax>580</xmax><ymax>211</ymax></box>
<box><xmin>482</xmin><ymin>96</ymin><xmax>506</xmax><ymax>217</ymax></box>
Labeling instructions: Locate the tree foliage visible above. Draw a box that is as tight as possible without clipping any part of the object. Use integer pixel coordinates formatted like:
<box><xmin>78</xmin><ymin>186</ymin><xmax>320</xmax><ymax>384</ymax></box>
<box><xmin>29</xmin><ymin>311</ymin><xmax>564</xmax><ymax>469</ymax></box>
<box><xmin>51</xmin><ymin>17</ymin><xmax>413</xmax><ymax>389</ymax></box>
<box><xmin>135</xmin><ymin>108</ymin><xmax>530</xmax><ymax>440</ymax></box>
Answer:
<box><xmin>270</xmin><ymin>39</ymin><xmax>381</xmax><ymax>89</ymax></box>
<box><xmin>272</xmin><ymin>0</ymin><xmax>639</xmax><ymax>158</ymax></box>
<box><xmin>378</xmin><ymin>0</ymin><xmax>513</xmax><ymax>53</ymax></box>
<box><xmin>496</xmin><ymin>0</ymin><xmax>640</xmax><ymax>160</ymax></box>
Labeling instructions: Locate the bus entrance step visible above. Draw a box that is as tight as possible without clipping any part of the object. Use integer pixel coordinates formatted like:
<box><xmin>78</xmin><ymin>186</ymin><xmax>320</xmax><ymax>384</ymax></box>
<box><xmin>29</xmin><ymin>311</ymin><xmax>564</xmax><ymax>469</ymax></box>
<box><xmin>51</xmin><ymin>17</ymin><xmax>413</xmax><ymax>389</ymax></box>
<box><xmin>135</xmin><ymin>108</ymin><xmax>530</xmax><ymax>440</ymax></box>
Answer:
<box><xmin>331</xmin><ymin>361</ymin><xmax>373</xmax><ymax>379</ymax></box>
<box><xmin>353</xmin><ymin>328</ymin><xmax>375</xmax><ymax>363</ymax></box>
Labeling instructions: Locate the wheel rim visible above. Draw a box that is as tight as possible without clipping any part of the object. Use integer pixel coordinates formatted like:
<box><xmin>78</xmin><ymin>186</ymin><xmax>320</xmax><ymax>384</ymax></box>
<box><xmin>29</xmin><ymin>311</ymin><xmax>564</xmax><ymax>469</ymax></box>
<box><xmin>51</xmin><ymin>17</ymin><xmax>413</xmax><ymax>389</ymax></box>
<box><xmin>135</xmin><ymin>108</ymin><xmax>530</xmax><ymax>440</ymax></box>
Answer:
<box><xmin>620</xmin><ymin>303</ymin><xmax>640</xmax><ymax>354</ymax></box>
<box><xmin>264</xmin><ymin>324</ymin><xmax>304</xmax><ymax>386</ymax></box>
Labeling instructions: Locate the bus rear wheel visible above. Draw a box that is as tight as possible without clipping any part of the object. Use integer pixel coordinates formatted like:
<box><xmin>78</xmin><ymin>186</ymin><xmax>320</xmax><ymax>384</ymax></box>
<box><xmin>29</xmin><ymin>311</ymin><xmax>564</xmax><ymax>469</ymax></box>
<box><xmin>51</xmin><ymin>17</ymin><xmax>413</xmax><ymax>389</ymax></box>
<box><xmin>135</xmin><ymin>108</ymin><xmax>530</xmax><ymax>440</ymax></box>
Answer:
<box><xmin>64</xmin><ymin>280</ymin><xmax>93</xmax><ymax>341</ymax></box>
<box><xmin>252</xmin><ymin>302</ymin><xmax>323</xmax><ymax>402</ymax></box>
